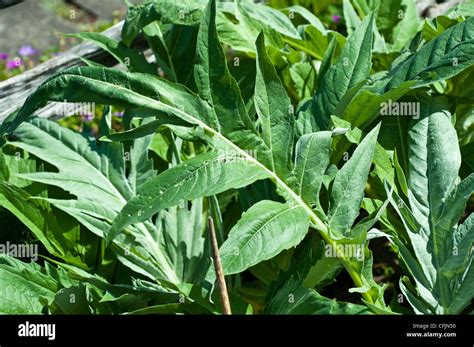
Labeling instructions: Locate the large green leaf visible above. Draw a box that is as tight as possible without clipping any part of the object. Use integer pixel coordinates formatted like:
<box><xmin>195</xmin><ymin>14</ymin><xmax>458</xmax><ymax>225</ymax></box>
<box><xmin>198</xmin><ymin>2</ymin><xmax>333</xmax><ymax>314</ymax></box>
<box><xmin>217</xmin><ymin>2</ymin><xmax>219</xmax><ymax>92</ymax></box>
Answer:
<box><xmin>108</xmin><ymin>150</ymin><xmax>268</xmax><ymax>243</ymax></box>
<box><xmin>255</xmin><ymin>33</ymin><xmax>294</xmax><ymax>178</ymax></box>
<box><xmin>69</xmin><ymin>32</ymin><xmax>157</xmax><ymax>74</ymax></box>
<box><xmin>236</xmin><ymin>0</ymin><xmax>300</xmax><ymax>40</ymax></box>
<box><xmin>121</xmin><ymin>0</ymin><xmax>207</xmax><ymax>46</ymax></box>
<box><xmin>0</xmin><ymin>182</ymin><xmax>96</xmax><ymax>269</ymax></box>
<box><xmin>5</xmin><ymin>118</ymin><xmax>196</xmax><ymax>290</ymax></box>
<box><xmin>265</xmin><ymin>277</ymin><xmax>370</xmax><ymax>314</ymax></box>
<box><xmin>388</xmin><ymin>98</ymin><xmax>474</xmax><ymax>314</ymax></box>
<box><xmin>328</xmin><ymin>124</ymin><xmax>380</xmax><ymax>236</ymax></box>
<box><xmin>293</xmin><ymin>131</ymin><xmax>332</xmax><ymax>207</ymax></box>
<box><xmin>9</xmin><ymin>118</ymin><xmax>133</xmax><ymax>210</ymax></box>
<box><xmin>0</xmin><ymin>68</ymin><xmax>207</xmax><ymax>141</ymax></box>
<box><xmin>391</xmin><ymin>0</ymin><xmax>420</xmax><ymax>51</ymax></box>
<box><xmin>156</xmin><ymin>198</ymin><xmax>210</xmax><ymax>284</ymax></box>
<box><xmin>194</xmin><ymin>0</ymin><xmax>265</xmax><ymax>155</ymax></box>
<box><xmin>0</xmin><ymin>255</ymin><xmax>190</xmax><ymax>314</ymax></box>
<box><xmin>447</xmin><ymin>214</ymin><xmax>474</xmax><ymax>314</ymax></box>
<box><xmin>380</xmin><ymin>17</ymin><xmax>474</xmax><ymax>92</ymax></box>
<box><xmin>407</xmin><ymin>98</ymin><xmax>461</xmax><ymax>233</ymax></box>
<box><xmin>219</xmin><ymin>200</ymin><xmax>309</xmax><ymax>276</ymax></box>
<box><xmin>0</xmin><ymin>256</ymin><xmax>73</xmax><ymax>314</ymax></box>
<box><xmin>301</xmin><ymin>13</ymin><xmax>374</xmax><ymax>131</ymax></box>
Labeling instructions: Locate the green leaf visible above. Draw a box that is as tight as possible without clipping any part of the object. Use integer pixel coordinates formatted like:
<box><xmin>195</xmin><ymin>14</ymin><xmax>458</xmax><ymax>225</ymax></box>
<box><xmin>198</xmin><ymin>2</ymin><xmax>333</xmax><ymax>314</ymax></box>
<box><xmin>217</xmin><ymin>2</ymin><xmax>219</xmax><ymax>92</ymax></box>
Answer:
<box><xmin>285</xmin><ymin>5</ymin><xmax>327</xmax><ymax>34</ymax></box>
<box><xmin>156</xmin><ymin>198</ymin><xmax>211</xmax><ymax>284</ymax></box>
<box><xmin>68</xmin><ymin>32</ymin><xmax>157</xmax><ymax>74</ymax></box>
<box><xmin>6</xmin><ymin>118</ymin><xmax>188</xmax><ymax>288</ymax></box>
<box><xmin>438</xmin><ymin>173</ymin><xmax>474</xmax><ymax>236</ymax></box>
<box><xmin>143</xmin><ymin>22</ymin><xmax>177</xmax><ymax>82</ymax></box>
<box><xmin>393</xmin><ymin>149</ymin><xmax>409</xmax><ymax>196</ymax></box>
<box><xmin>371</xmin><ymin>0</ymin><xmax>404</xmax><ymax>40</ymax></box>
<box><xmin>0</xmin><ymin>0</ymin><xmax>393</xmax><ymax>310</ymax></box>
<box><xmin>255</xmin><ymin>33</ymin><xmax>294</xmax><ymax>178</ymax></box>
<box><xmin>303</xmin><ymin>252</ymin><xmax>343</xmax><ymax>289</ymax></box>
<box><xmin>399</xmin><ymin>276</ymin><xmax>433</xmax><ymax>314</ymax></box>
<box><xmin>305</xmin><ymin>13</ymin><xmax>374</xmax><ymax>131</ymax></box>
<box><xmin>0</xmin><ymin>256</ymin><xmax>68</xmax><ymax>314</ymax></box>
<box><xmin>407</xmin><ymin>98</ymin><xmax>461</xmax><ymax>236</ymax></box>
<box><xmin>315</xmin><ymin>34</ymin><xmax>338</xmax><ymax>90</ymax></box>
<box><xmin>236</xmin><ymin>0</ymin><xmax>301</xmax><ymax>41</ymax></box>
<box><xmin>0</xmin><ymin>151</ymin><xmax>8</xmax><ymax>181</ymax></box>
<box><xmin>9</xmin><ymin>118</ymin><xmax>132</xmax><ymax>210</ymax></box>
<box><xmin>157</xmin><ymin>25</ymin><xmax>199</xmax><ymax>86</ymax></box>
<box><xmin>0</xmin><ymin>66</ymin><xmax>217</xmax><ymax>139</ymax></box>
<box><xmin>1</xmin><ymin>144</ymin><xmax>40</xmax><ymax>190</ymax></box>
<box><xmin>293</xmin><ymin>131</ymin><xmax>332</xmax><ymax>207</ymax></box>
<box><xmin>391</xmin><ymin>0</ymin><xmax>420</xmax><ymax>51</ymax></box>
<box><xmin>447</xmin><ymin>215</ymin><xmax>474</xmax><ymax>314</ymax></box>
<box><xmin>380</xmin><ymin>17</ymin><xmax>474</xmax><ymax>92</ymax></box>
<box><xmin>343</xmin><ymin>0</ymin><xmax>362</xmax><ymax>35</ymax></box>
<box><xmin>265</xmin><ymin>277</ymin><xmax>370</xmax><ymax>314</ymax></box>
<box><xmin>388</xmin><ymin>98</ymin><xmax>474</xmax><ymax>313</ymax></box>
<box><xmin>108</xmin><ymin>150</ymin><xmax>269</xmax><ymax>244</ymax></box>
<box><xmin>290</xmin><ymin>61</ymin><xmax>316</xmax><ymax>100</ymax></box>
<box><xmin>442</xmin><ymin>213</ymin><xmax>474</xmax><ymax>275</ymax></box>
<box><xmin>121</xmin><ymin>0</ymin><xmax>207</xmax><ymax>46</ymax></box>
<box><xmin>194</xmin><ymin>0</ymin><xmax>265</xmax><ymax>155</ymax></box>
<box><xmin>127</xmin><ymin>135</ymin><xmax>157</xmax><ymax>194</ymax></box>
<box><xmin>0</xmin><ymin>182</ymin><xmax>95</xmax><ymax>268</ymax></box>
<box><xmin>328</xmin><ymin>124</ymin><xmax>380</xmax><ymax>236</ymax></box>
<box><xmin>219</xmin><ymin>200</ymin><xmax>309</xmax><ymax>276</ymax></box>
<box><xmin>51</xmin><ymin>284</ymin><xmax>93</xmax><ymax>314</ymax></box>
<box><xmin>338</xmin><ymin>80</ymin><xmax>416</xmax><ymax>130</ymax></box>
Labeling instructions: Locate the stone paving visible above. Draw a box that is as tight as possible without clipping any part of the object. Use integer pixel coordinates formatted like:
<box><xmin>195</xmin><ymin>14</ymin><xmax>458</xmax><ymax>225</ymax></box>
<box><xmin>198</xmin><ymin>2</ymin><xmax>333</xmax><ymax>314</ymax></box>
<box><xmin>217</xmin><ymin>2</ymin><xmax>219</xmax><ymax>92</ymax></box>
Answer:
<box><xmin>0</xmin><ymin>0</ymin><xmax>140</xmax><ymax>57</ymax></box>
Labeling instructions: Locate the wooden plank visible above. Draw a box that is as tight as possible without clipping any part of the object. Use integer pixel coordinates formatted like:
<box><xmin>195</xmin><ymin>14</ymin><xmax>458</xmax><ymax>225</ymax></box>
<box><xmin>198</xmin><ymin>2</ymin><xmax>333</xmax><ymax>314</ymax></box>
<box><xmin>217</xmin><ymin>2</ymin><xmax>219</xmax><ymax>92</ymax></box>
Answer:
<box><xmin>0</xmin><ymin>21</ymin><xmax>124</xmax><ymax>122</ymax></box>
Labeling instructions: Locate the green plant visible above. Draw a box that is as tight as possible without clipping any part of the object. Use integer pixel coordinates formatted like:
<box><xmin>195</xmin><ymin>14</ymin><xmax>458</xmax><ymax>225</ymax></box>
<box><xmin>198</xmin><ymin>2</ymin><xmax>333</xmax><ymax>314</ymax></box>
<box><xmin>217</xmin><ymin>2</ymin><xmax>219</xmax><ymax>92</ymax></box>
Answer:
<box><xmin>0</xmin><ymin>0</ymin><xmax>472</xmax><ymax>315</ymax></box>
<box><xmin>377</xmin><ymin>97</ymin><xmax>473</xmax><ymax>314</ymax></box>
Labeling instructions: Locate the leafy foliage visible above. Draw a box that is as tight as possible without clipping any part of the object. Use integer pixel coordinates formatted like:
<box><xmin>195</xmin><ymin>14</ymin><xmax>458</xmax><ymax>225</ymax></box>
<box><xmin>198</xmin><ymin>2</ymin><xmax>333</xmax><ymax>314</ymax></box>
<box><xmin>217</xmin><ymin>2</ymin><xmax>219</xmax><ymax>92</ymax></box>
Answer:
<box><xmin>0</xmin><ymin>0</ymin><xmax>472</xmax><ymax>315</ymax></box>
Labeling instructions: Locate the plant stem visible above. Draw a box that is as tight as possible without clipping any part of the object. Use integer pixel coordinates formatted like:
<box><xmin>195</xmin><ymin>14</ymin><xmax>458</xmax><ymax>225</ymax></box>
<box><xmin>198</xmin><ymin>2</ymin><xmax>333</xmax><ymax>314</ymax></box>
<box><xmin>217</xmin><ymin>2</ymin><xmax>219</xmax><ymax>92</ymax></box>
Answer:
<box><xmin>208</xmin><ymin>217</ymin><xmax>232</xmax><ymax>315</ymax></box>
<box><xmin>141</xmin><ymin>98</ymin><xmax>376</xmax><ymax>308</ymax></box>
<box><xmin>308</xmin><ymin>215</ymin><xmax>375</xmax><ymax>306</ymax></box>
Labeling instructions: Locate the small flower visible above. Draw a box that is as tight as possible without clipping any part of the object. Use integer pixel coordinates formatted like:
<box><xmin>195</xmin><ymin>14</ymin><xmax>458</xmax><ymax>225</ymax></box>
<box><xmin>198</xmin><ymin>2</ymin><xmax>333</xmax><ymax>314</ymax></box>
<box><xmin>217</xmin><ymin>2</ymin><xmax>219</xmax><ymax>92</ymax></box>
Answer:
<box><xmin>332</xmin><ymin>15</ymin><xmax>341</xmax><ymax>24</ymax></box>
<box><xmin>113</xmin><ymin>111</ymin><xmax>124</xmax><ymax>118</ymax></box>
<box><xmin>18</xmin><ymin>45</ymin><xmax>38</xmax><ymax>57</ymax></box>
<box><xmin>0</xmin><ymin>53</ymin><xmax>8</xmax><ymax>60</ymax></box>
<box><xmin>6</xmin><ymin>59</ymin><xmax>22</xmax><ymax>69</ymax></box>
<box><xmin>84</xmin><ymin>113</ymin><xmax>94</xmax><ymax>122</ymax></box>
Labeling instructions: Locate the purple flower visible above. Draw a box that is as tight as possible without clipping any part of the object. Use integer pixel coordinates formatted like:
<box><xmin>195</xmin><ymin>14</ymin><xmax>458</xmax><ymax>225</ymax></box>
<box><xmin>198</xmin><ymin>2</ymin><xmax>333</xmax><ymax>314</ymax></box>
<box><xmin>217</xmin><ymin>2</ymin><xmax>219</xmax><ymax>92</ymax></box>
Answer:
<box><xmin>0</xmin><ymin>53</ymin><xmax>8</xmax><ymax>60</ymax></box>
<box><xmin>113</xmin><ymin>111</ymin><xmax>124</xmax><ymax>118</ymax></box>
<box><xmin>18</xmin><ymin>45</ymin><xmax>38</xmax><ymax>57</ymax></box>
<box><xmin>84</xmin><ymin>113</ymin><xmax>94</xmax><ymax>121</ymax></box>
<box><xmin>6</xmin><ymin>59</ymin><xmax>22</xmax><ymax>69</ymax></box>
<box><xmin>332</xmin><ymin>15</ymin><xmax>341</xmax><ymax>24</ymax></box>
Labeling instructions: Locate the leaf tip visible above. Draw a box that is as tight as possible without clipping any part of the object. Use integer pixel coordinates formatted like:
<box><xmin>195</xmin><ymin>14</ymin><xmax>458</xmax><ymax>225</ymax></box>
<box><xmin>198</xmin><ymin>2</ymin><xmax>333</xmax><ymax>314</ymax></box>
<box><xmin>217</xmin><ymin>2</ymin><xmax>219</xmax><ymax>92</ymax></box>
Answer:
<box><xmin>98</xmin><ymin>135</ymin><xmax>112</xmax><ymax>143</ymax></box>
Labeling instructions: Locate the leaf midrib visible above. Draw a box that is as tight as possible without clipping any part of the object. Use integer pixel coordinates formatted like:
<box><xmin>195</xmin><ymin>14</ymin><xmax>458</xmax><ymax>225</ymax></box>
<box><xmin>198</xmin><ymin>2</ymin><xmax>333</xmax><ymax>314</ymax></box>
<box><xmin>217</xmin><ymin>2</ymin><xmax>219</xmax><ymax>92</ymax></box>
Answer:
<box><xmin>44</xmin><ymin>73</ymin><xmax>387</xmax><ymax>304</ymax></box>
<box><xmin>53</xmin><ymin>73</ymin><xmax>327</xmax><ymax>232</ymax></box>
